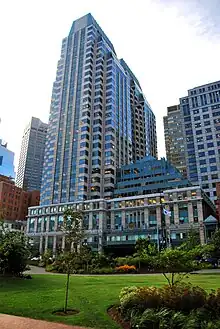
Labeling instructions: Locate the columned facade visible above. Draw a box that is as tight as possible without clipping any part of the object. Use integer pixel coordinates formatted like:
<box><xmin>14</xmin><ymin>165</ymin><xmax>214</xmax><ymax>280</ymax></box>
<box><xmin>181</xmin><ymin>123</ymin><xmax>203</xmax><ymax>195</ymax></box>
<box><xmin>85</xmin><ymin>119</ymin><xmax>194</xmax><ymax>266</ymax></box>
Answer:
<box><xmin>27</xmin><ymin>186</ymin><xmax>215</xmax><ymax>254</ymax></box>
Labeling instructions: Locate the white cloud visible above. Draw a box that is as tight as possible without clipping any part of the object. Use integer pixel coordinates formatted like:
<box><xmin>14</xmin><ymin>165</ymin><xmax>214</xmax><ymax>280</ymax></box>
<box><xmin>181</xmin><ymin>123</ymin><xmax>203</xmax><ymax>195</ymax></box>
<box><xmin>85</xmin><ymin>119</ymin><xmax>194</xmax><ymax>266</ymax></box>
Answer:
<box><xmin>0</xmin><ymin>0</ymin><xmax>219</xmax><ymax>171</ymax></box>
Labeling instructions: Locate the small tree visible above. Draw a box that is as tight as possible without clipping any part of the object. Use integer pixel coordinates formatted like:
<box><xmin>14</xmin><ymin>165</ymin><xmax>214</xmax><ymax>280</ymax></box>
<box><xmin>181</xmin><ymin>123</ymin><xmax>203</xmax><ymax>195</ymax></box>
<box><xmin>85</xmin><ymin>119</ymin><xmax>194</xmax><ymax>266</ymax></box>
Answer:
<box><xmin>62</xmin><ymin>209</ymin><xmax>84</xmax><ymax>313</ymax></box>
<box><xmin>134</xmin><ymin>237</ymin><xmax>157</xmax><ymax>269</ymax></box>
<box><xmin>0</xmin><ymin>230</ymin><xmax>30</xmax><ymax>276</ymax></box>
<box><xmin>211</xmin><ymin>229</ymin><xmax>220</xmax><ymax>260</ymax></box>
<box><xmin>153</xmin><ymin>245</ymin><xmax>213</xmax><ymax>287</ymax></box>
<box><xmin>179</xmin><ymin>228</ymin><xmax>200</xmax><ymax>251</ymax></box>
<box><xmin>80</xmin><ymin>245</ymin><xmax>92</xmax><ymax>272</ymax></box>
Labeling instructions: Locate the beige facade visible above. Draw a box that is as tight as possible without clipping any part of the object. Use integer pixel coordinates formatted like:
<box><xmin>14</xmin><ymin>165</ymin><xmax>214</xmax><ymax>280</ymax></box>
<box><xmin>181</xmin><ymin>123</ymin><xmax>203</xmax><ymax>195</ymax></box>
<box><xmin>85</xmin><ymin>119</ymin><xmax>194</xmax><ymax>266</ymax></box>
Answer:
<box><xmin>26</xmin><ymin>186</ymin><xmax>215</xmax><ymax>254</ymax></box>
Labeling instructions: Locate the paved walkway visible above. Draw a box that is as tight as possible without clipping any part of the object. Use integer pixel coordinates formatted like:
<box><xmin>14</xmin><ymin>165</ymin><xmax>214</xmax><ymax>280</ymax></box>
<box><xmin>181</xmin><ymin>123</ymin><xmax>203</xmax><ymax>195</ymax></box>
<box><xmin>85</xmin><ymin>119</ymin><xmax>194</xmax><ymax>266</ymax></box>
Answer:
<box><xmin>27</xmin><ymin>265</ymin><xmax>220</xmax><ymax>275</ymax></box>
<box><xmin>0</xmin><ymin>314</ymin><xmax>91</xmax><ymax>329</ymax></box>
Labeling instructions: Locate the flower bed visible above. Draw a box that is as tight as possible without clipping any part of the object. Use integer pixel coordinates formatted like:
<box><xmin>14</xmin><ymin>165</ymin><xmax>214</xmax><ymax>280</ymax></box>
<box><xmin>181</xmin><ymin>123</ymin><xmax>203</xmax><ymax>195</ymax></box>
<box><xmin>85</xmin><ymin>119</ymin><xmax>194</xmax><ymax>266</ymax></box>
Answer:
<box><xmin>118</xmin><ymin>284</ymin><xmax>220</xmax><ymax>328</ymax></box>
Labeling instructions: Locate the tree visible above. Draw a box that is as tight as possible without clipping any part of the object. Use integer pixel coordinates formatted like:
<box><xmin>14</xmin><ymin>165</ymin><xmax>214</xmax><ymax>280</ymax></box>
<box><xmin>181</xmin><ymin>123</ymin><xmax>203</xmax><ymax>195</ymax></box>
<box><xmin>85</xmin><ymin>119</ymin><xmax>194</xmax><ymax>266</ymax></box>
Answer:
<box><xmin>179</xmin><ymin>228</ymin><xmax>200</xmax><ymax>251</ymax></box>
<box><xmin>211</xmin><ymin>229</ymin><xmax>220</xmax><ymax>259</ymax></box>
<box><xmin>153</xmin><ymin>245</ymin><xmax>213</xmax><ymax>287</ymax></box>
<box><xmin>62</xmin><ymin>209</ymin><xmax>84</xmax><ymax>313</ymax></box>
<box><xmin>134</xmin><ymin>238</ymin><xmax>157</xmax><ymax>269</ymax></box>
<box><xmin>0</xmin><ymin>230</ymin><xmax>30</xmax><ymax>276</ymax></box>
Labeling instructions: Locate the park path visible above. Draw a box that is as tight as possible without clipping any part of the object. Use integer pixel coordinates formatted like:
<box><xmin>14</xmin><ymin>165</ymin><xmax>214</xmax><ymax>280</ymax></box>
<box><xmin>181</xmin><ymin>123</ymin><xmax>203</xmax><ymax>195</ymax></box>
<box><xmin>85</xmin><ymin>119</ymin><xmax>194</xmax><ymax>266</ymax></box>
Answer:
<box><xmin>27</xmin><ymin>265</ymin><xmax>220</xmax><ymax>275</ymax></box>
<box><xmin>0</xmin><ymin>314</ymin><xmax>91</xmax><ymax>329</ymax></box>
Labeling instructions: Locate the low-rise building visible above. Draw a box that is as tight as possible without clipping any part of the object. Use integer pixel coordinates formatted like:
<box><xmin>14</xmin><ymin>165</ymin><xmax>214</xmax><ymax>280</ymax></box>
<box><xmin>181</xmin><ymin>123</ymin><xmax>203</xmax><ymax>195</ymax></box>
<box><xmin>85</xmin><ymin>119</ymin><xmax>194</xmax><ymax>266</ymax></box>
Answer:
<box><xmin>0</xmin><ymin>175</ymin><xmax>40</xmax><ymax>222</ymax></box>
<box><xmin>26</xmin><ymin>185</ymin><xmax>216</xmax><ymax>255</ymax></box>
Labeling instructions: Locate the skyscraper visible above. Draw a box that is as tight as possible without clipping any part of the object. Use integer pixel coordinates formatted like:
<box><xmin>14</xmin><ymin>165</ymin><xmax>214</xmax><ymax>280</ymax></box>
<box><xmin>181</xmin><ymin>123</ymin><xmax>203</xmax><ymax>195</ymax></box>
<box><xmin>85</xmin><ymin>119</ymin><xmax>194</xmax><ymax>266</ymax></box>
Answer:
<box><xmin>163</xmin><ymin>105</ymin><xmax>187</xmax><ymax>177</ymax></box>
<box><xmin>16</xmin><ymin>117</ymin><xmax>48</xmax><ymax>191</ymax></box>
<box><xmin>40</xmin><ymin>13</ymin><xmax>157</xmax><ymax>206</ymax></box>
<box><xmin>179</xmin><ymin>80</ymin><xmax>220</xmax><ymax>202</ymax></box>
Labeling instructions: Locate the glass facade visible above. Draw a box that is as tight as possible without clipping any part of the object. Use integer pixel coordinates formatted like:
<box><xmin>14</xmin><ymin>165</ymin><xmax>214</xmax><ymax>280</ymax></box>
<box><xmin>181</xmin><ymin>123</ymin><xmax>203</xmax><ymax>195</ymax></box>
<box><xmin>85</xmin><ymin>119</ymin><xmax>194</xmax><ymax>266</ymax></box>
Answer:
<box><xmin>40</xmin><ymin>14</ymin><xmax>157</xmax><ymax>205</ymax></box>
<box><xmin>0</xmin><ymin>141</ymin><xmax>15</xmax><ymax>178</ymax></box>
<box><xmin>180</xmin><ymin>80</ymin><xmax>220</xmax><ymax>202</ymax></box>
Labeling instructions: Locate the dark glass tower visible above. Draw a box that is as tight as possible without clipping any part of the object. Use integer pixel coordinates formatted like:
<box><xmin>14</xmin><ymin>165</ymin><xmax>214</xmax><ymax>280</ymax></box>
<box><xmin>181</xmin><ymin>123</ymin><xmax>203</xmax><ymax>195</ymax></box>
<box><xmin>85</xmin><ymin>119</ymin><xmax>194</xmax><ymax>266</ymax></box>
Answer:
<box><xmin>40</xmin><ymin>14</ymin><xmax>157</xmax><ymax>205</ymax></box>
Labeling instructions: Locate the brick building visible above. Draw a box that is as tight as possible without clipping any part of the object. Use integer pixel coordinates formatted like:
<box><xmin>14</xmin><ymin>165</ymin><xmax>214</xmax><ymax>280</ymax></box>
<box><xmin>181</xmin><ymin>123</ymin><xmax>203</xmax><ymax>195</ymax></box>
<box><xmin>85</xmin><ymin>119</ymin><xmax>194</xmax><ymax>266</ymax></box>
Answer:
<box><xmin>0</xmin><ymin>175</ymin><xmax>40</xmax><ymax>221</ymax></box>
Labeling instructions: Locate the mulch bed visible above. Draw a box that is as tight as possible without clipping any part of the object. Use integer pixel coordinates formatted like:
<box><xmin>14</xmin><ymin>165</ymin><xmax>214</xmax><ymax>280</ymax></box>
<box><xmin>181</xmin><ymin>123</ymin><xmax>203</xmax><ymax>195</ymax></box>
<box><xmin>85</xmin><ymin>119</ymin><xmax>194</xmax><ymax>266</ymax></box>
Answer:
<box><xmin>52</xmin><ymin>309</ymin><xmax>80</xmax><ymax>316</ymax></box>
<box><xmin>107</xmin><ymin>305</ymin><xmax>130</xmax><ymax>329</ymax></box>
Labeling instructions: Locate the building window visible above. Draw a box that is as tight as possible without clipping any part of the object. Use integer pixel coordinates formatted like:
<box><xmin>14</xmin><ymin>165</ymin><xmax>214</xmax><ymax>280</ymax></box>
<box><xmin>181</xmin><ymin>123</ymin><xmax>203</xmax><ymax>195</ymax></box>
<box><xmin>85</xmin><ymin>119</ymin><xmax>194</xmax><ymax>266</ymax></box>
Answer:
<box><xmin>179</xmin><ymin>205</ymin><xmax>188</xmax><ymax>224</ymax></box>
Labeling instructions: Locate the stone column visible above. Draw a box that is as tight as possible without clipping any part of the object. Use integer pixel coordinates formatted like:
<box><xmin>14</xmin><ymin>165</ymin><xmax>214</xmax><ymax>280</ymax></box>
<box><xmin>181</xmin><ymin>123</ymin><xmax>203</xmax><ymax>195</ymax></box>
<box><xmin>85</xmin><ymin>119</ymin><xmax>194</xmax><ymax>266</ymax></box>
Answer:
<box><xmin>26</xmin><ymin>218</ymin><xmax>30</xmax><ymax>233</ymax></box>
<box><xmin>156</xmin><ymin>206</ymin><xmax>162</xmax><ymax>227</ymax></box>
<box><xmin>44</xmin><ymin>235</ymin><xmax>48</xmax><ymax>251</ymax></box>
<box><xmin>197</xmin><ymin>201</ymin><xmax>205</xmax><ymax>244</ymax></box>
<box><xmin>111</xmin><ymin>212</ymin><xmax>115</xmax><ymax>229</ymax></box>
<box><xmin>99</xmin><ymin>211</ymin><xmax>104</xmax><ymax>230</ymax></box>
<box><xmin>39</xmin><ymin>236</ymin><xmax>43</xmax><ymax>254</ymax></box>
<box><xmin>34</xmin><ymin>218</ymin><xmax>38</xmax><ymax>233</ymax></box>
<box><xmin>174</xmin><ymin>203</ymin><xmax>179</xmax><ymax>225</ymax></box>
<box><xmin>98</xmin><ymin>231</ymin><xmax>103</xmax><ymax>254</ymax></box>
<box><xmin>46</xmin><ymin>216</ymin><xmax>50</xmax><ymax>232</ymax></box>
<box><xmin>188</xmin><ymin>202</ymin><xmax>194</xmax><ymax>224</ymax></box>
<box><xmin>62</xmin><ymin>236</ymin><xmax>65</xmax><ymax>251</ymax></box>
<box><xmin>121</xmin><ymin>211</ymin><xmax>126</xmax><ymax>230</ymax></box>
<box><xmin>144</xmin><ymin>207</ymin><xmax>149</xmax><ymax>228</ymax></box>
<box><xmin>54</xmin><ymin>216</ymin><xmax>58</xmax><ymax>232</ymax></box>
<box><xmin>89</xmin><ymin>212</ymin><xmax>93</xmax><ymax>230</ymax></box>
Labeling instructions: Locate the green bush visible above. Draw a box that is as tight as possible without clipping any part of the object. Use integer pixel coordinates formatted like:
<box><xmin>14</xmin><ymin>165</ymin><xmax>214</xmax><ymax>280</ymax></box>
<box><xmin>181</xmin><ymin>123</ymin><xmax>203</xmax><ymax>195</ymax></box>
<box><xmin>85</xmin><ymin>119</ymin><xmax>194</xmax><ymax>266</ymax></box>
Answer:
<box><xmin>89</xmin><ymin>267</ymin><xmax>115</xmax><ymax>274</ymax></box>
<box><xmin>120</xmin><ymin>286</ymin><xmax>162</xmax><ymax>318</ymax></box>
<box><xmin>131</xmin><ymin>308</ymin><xmax>188</xmax><ymax>329</ymax></box>
<box><xmin>0</xmin><ymin>231</ymin><xmax>30</xmax><ymax>276</ymax></box>
<box><xmin>161</xmin><ymin>283</ymin><xmax>207</xmax><ymax>312</ymax></box>
<box><xmin>205</xmin><ymin>288</ymin><xmax>220</xmax><ymax>317</ymax></box>
<box><xmin>119</xmin><ymin>284</ymin><xmax>220</xmax><ymax>328</ymax></box>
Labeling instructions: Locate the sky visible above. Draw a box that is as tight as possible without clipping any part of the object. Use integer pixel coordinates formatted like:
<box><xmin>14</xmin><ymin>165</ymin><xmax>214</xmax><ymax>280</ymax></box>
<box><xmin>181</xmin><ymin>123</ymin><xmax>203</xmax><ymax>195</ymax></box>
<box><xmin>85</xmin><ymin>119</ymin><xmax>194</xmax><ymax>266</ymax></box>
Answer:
<box><xmin>0</xmin><ymin>0</ymin><xmax>220</xmax><ymax>171</ymax></box>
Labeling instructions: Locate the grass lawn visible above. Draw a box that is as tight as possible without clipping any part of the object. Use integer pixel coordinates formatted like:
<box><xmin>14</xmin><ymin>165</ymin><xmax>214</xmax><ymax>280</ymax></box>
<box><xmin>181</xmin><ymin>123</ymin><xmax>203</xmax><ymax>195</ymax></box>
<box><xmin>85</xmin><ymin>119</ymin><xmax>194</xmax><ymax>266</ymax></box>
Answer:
<box><xmin>0</xmin><ymin>273</ymin><xmax>220</xmax><ymax>329</ymax></box>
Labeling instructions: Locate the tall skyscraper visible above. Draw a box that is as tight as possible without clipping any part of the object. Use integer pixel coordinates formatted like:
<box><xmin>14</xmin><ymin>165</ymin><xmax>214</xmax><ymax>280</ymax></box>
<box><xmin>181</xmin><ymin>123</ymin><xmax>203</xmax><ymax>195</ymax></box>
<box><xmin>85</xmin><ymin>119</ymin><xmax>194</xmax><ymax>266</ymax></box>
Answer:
<box><xmin>163</xmin><ymin>105</ymin><xmax>187</xmax><ymax>177</ymax></box>
<box><xmin>40</xmin><ymin>13</ymin><xmax>157</xmax><ymax>206</ymax></box>
<box><xmin>179</xmin><ymin>80</ymin><xmax>220</xmax><ymax>202</ymax></box>
<box><xmin>16</xmin><ymin>117</ymin><xmax>48</xmax><ymax>191</ymax></box>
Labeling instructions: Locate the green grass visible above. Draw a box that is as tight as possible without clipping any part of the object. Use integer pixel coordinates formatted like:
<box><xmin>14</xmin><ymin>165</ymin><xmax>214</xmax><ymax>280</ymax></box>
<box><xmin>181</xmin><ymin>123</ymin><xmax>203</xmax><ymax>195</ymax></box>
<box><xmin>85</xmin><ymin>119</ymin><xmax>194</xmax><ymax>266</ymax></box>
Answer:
<box><xmin>0</xmin><ymin>274</ymin><xmax>220</xmax><ymax>329</ymax></box>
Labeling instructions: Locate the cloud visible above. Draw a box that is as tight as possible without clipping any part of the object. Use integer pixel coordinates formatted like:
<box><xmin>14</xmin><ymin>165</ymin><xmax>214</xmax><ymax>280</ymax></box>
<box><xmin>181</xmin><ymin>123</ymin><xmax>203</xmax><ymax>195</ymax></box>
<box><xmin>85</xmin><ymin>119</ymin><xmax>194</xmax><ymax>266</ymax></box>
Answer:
<box><xmin>156</xmin><ymin>0</ymin><xmax>220</xmax><ymax>39</ymax></box>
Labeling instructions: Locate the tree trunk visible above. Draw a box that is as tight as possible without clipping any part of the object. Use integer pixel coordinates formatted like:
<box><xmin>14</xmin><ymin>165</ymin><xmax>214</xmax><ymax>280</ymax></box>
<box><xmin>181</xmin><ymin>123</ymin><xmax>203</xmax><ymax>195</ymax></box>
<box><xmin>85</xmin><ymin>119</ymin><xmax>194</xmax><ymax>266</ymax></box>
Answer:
<box><xmin>64</xmin><ymin>270</ymin><xmax>70</xmax><ymax>313</ymax></box>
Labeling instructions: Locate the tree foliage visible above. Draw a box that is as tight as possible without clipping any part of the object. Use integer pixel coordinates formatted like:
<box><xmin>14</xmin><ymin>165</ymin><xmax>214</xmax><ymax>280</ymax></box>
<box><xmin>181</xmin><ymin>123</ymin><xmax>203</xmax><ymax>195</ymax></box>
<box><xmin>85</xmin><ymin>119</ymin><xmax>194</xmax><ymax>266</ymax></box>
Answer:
<box><xmin>61</xmin><ymin>209</ymin><xmax>85</xmax><ymax>312</ymax></box>
<box><xmin>0</xmin><ymin>230</ymin><xmax>30</xmax><ymax>276</ymax></box>
<box><xmin>153</xmin><ymin>244</ymin><xmax>213</xmax><ymax>287</ymax></box>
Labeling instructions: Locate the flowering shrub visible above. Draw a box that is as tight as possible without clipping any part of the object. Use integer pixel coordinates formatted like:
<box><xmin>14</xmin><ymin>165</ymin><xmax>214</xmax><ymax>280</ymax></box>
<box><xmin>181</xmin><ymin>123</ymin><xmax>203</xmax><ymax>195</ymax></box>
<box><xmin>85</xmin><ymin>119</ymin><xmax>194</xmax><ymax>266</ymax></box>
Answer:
<box><xmin>205</xmin><ymin>288</ymin><xmax>220</xmax><ymax>316</ymax></box>
<box><xmin>119</xmin><ymin>283</ymin><xmax>210</xmax><ymax>322</ymax></box>
<box><xmin>161</xmin><ymin>283</ymin><xmax>207</xmax><ymax>312</ymax></box>
<box><xmin>120</xmin><ymin>286</ymin><xmax>162</xmax><ymax>318</ymax></box>
<box><xmin>115</xmin><ymin>264</ymin><xmax>137</xmax><ymax>273</ymax></box>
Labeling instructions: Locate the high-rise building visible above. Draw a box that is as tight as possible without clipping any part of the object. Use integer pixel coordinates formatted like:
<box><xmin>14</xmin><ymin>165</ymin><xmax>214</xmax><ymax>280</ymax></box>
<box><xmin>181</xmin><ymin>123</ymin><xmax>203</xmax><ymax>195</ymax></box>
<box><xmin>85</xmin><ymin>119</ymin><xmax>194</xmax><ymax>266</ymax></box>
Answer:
<box><xmin>180</xmin><ymin>80</ymin><xmax>220</xmax><ymax>202</ymax></box>
<box><xmin>0</xmin><ymin>139</ymin><xmax>15</xmax><ymax>178</ymax></box>
<box><xmin>16</xmin><ymin>117</ymin><xmax>48</xmax><ymax>191</ymax></box>
<box><xmin>163</xmin><ymin>105</ymin><xmax>187</xmax><ymax>177</ymax></box>
<box><xmin>40</xmin><ymin>13</ymin><xmax>157</xmax><ymax>206</ymax></box>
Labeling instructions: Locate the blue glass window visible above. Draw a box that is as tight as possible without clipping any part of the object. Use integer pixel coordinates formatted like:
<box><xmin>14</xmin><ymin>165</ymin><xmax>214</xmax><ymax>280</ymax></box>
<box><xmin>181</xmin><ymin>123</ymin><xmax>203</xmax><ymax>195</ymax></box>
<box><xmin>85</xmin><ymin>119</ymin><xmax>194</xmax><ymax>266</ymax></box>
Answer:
<box><xmin>208</xmin><ymin>150</ymin><xmax>215</xmax><ymax>155</ymax></box>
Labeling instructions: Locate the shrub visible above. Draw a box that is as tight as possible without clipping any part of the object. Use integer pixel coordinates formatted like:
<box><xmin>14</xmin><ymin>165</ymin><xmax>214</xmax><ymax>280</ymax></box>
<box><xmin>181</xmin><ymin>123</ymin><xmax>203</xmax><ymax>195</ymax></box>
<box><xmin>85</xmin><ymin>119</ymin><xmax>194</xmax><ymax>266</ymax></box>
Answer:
<box><xmin>131</xmin><ymin>308</ymin><xmax>188</xmax><ymax>329</ymax></box>
<box><xmin>89</xmin><ymin>267</ymin><xmax>115</xmax><ymax>274</ymax></box>
<box><xmin>205</xmin><ymin>288</ymin><xmax>220</xmax><ymax>317</ymax></box>
<box><xmin>161</xmin><ymin>283</ymin><xmax>207</xmax><ymax>312</ymax></box>
<box><xmin>120</xmin><ymin>286</ymin><xmax>162</xmax><ymax>318</ymax></box>
<box><xmin>0</xmin><ymin>231</ymin><xmax>30</xmax><ymax>276</ymax></box>
<box><xmin>115</xmin><ymin>264</ymin><xmax>137</xmax><ymax>273</ymax></box>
